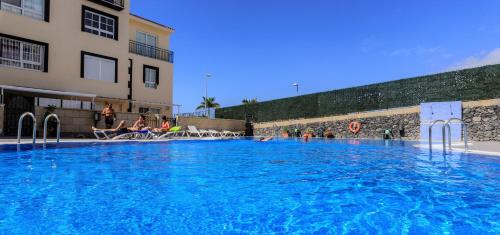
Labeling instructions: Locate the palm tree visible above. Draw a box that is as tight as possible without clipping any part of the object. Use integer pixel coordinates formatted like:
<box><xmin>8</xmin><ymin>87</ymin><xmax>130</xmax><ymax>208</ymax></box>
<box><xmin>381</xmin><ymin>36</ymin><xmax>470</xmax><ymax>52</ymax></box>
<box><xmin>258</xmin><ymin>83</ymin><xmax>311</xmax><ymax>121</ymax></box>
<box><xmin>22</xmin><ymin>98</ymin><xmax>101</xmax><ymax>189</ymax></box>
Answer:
<box><xmin>242</xmin><ymin>98</ymin><xmax>258</xmax><ymax>105</ymax></box>
<box><xmin>196</xmin><ymin>97</ymin><xmax>221</xmax><ymax>117</ymax></box>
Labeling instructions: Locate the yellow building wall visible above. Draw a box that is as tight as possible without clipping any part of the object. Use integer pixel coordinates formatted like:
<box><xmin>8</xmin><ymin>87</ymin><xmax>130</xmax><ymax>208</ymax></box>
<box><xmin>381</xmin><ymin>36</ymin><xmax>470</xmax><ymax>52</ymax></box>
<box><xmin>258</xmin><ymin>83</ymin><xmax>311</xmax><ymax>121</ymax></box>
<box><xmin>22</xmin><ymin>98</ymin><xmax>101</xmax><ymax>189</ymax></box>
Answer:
<box><xmin>0</xmin><ymin>0</ymin><xmax>174</xmax><ymax>115</ymax></box>
<box><xmin>128</xmin><ymin>17</ymin><xmax>174</xmax><ymax>116</ymax></box>
<box><xmin>0</xmin><ymin>0</ymin><xmax>131</xmax><ymax>99</ymax></box>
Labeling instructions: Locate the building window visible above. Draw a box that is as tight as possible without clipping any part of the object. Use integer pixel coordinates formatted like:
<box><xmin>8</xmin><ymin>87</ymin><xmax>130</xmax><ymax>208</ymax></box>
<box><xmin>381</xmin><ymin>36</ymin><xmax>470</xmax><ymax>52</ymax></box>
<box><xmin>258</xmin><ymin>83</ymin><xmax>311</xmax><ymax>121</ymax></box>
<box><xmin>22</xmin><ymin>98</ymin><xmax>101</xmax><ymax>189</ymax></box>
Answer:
<box><xmin>136</xmin><ymin>31</ymin><xmax>157</xmax><ymax>57</ymax></box>
<box><xmin>136</xmin><ymin>32</ymin><xmax>156</xmax><ymax>47</ymax></box>
<box><xmin>38</xmin><ymin>97</ymin><xmax>60</xmax><ymax>108</ymax></box>
<box><xmin>139</xmin><ymin>107</ymin><xmax>160</xmax><ymax>114</ymax></box>
<box><xmin>81</xmin><ymin>51</ymin><xmax>117</xmax><ymax>83</ymax></box>
<box><xmin>82</xmin><ymin>6</ymin><xmax>118</xmax><ymax>40</ymax></box>
<box><xmin>0</xmin><ymin>35</ymin><xmax>47</xmax><ymax>72</ymax></box>
<box><xmin>1</xmin><ymin>0</ymin><xmax>47</xmax><ymax>21</ymax></box>
<box><xmin>143</xmin><ymin>65</ymin><xmax>159</xmax><ymax>89</ymax></box>
<box><xmin>62</xmin><ymin>100</ymin><xmax>82</xmax><ymax>109</ymax></box>
<box><xmin>93</xmin><ymin>102</ymin><xmax>104</xmax><ymax>111</ymax></box>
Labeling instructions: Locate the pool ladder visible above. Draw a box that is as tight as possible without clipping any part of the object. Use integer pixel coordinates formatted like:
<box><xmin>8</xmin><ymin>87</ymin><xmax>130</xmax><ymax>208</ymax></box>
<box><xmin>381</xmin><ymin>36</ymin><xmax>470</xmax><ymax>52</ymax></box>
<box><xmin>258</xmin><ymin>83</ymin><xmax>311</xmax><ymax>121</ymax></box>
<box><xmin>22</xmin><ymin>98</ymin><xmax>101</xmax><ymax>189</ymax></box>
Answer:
<box><xmin>17</xmin><ymin>112</ymin><xmax>61</xmax><ymax>147</ymax></box>
<box><xmin>43</xmin><ymin>113</ymin><xmax>61</xmax><ymax>147</ymax></box>
<box><xmin>428</xmin><ymin>118</ymin><xmax>468</xmax><ymax>153</ymax></box>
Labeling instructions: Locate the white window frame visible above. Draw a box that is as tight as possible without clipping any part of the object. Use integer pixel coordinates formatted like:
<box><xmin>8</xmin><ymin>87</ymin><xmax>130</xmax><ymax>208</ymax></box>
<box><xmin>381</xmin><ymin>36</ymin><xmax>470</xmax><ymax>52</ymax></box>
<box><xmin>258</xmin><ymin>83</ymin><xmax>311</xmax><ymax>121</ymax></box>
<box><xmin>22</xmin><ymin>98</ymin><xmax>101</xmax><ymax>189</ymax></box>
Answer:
<box><xmin>0</xmin><ymin>36</ymin><xmax>45</xmax><ymax>72</ymax></box>
<box><xmin>83</xmin><ymin>9</ymin><xmax>116</xmax><ymax>39</ymax></box>
<box><xmin>83</xmin><ymin>54</ymin><xmax>116</xmax><ymax>83</ymax></box>
<box><xmin>0</xmin><ymin>0</ymin><xmax>45</xmax><ymax>21</ymax></box>
<box><xmin>136</xmin><ymin>31</ymin><xmax>157</xmax><ymax>47</ymax></box>
<box><xmin>38</xmin><ymin>97</ymin><xmax>61</xmax><ymax>108</ymax></box>
<box><xmin>82</xmin><ymin>101</ymin><xmax>92</xmax><ymax>110</ymax></box>
<box><xmin>93</xmin><ymin>102</ymin><xmax>104</xmax><ymax>111</ymax></box>
<box><xmin>144</xmin><ymin>67</ymin><xmax>157</xmax><ymax>89</ymax></box>
<box><xmin>62</xmin><ymin>100</ymin><xmax>82</xmax><ymax>109</ymax></box>
<box><xmin>136</xmin><ymin>31</ymin><xmax>157</xmax><ymax>57</ymax></box>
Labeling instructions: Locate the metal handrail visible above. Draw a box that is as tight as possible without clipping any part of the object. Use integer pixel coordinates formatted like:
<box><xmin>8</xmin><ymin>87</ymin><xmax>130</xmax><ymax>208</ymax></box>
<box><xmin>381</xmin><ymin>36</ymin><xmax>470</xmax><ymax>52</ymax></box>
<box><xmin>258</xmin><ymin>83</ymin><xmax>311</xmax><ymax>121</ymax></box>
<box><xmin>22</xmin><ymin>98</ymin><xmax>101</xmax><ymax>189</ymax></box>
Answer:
<box><xmin>43</xmin><ymin>114</ymin><xmax>61</xmax><ymax>147</ymax></box>
<box><xmin>102</xmin><ymin>0</ymin><xmax>124</xmax><ymax>8</ymax></box>
<box><xmin>444</xmin><ymin>118</ymin><xmax>468</xmax><ymax>152</ymax></box>
<box><xmin>428</xmin><ymin>120</ymin><xmax>446</xmax><ymax>152</ymax></box>
<box><xmin>17</xmin><ymin>112</ymin><xmax>37</xmax><ymax>145</ymax></box>
<box><xmin>129</xmin><ymin>40</ymin><xmax>174</xmax><ymax>63</ymax></box>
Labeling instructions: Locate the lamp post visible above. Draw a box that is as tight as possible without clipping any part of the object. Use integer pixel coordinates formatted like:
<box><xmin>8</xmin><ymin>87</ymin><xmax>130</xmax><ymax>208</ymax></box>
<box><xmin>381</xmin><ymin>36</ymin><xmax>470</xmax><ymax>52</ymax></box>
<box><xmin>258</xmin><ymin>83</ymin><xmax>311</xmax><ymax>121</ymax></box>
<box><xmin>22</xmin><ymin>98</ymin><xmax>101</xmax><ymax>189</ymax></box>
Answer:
<box><xmin>205</xmin><ymin>74</ymin><xmax>212</xmax><ymax>117</ymax></box>
<box><xmin>292</xmin><ymin>82</ymin><xmax>299</xmax><ymax>96</ymax></box>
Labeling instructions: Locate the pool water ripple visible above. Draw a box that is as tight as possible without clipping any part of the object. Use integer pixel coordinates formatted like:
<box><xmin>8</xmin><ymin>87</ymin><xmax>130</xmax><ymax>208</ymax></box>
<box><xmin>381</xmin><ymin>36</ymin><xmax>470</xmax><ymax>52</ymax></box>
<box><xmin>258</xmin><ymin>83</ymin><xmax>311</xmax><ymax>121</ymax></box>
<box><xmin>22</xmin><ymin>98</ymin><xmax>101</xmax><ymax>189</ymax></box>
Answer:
<box><xmin>0</xmin><ymin>139</ymin><xmax>498</xmax><ymax>234</ymax></box>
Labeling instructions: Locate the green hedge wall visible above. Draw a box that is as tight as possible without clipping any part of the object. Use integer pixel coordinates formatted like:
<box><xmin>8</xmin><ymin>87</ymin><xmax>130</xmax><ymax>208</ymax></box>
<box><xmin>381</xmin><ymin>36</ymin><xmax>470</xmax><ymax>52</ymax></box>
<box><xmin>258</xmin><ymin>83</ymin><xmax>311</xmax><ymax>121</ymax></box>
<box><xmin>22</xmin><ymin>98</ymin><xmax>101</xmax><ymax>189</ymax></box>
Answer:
<box><xmin>216</xmin><ymin>64</ymin><xmax>500</xmax><ymax>122</ymax></box>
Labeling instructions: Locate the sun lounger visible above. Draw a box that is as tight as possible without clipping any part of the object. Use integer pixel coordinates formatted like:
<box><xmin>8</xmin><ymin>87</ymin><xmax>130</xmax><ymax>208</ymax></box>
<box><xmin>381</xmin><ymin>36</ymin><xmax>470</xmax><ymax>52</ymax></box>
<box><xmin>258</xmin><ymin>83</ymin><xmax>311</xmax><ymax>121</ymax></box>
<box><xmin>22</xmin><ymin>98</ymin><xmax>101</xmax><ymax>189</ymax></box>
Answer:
<box><xmin>208</xmin><ymin>129</ymin><xmax>221</xmax><ymax>137</ymax></box>
<box><xmin>112</xmin><ymin>130</ymin><xmax>155</xmax><ymax>140</ymax></box>
<box><xmin>157</xmin><ymin>126</ymin><xmax>185</xmax><ymax>139</ymax></box>
<box><xmin>186</xmin><ymin>126</ymin><xmax>211</xmax><ymax>137</ymax></box>
<box><xmin>222</xmin><ymin>130</ymin><xmax>241</xmax><ymax>137</ymax></box>
<box><xmin>93</xmin><ymin>130</ymin><xmax>116</xmax><ymax>140</ymax></box>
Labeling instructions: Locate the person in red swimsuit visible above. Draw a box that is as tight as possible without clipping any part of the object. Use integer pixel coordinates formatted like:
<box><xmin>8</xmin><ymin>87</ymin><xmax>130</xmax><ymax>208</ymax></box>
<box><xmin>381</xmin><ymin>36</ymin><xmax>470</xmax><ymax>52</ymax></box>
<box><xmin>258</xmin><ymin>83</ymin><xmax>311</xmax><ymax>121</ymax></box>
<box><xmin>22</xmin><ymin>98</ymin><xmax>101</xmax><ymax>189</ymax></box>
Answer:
<box><xmin>153</xmin><ymin>116</ymin><xmax>171</xmax><ymax>133</ymax></box>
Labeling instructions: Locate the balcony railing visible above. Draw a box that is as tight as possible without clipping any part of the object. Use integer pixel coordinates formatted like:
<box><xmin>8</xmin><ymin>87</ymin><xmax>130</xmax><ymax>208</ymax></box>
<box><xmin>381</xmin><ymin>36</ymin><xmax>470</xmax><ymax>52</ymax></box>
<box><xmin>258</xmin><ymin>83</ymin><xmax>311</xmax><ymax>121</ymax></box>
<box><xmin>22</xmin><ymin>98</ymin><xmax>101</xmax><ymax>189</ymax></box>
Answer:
<box><xmin>88</xmin><ymin>0</ymin><xmax>124</xmax><ymax>10</ymax></box>
<box><xmin>129</xmin><ymin>40</ymin><xmax>174</xmax><ymax>63</ymax></box>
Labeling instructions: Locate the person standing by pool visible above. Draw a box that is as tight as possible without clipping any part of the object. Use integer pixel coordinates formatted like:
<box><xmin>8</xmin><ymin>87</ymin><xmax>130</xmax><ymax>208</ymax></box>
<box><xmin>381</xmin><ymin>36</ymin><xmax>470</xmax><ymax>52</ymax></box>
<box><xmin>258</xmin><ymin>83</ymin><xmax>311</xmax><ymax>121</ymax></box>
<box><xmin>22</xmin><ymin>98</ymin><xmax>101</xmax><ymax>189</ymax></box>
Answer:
<box><xmin>102</xmin><ymin>104</ymin><xmax>117</xmax><ymax>129</ymax></box>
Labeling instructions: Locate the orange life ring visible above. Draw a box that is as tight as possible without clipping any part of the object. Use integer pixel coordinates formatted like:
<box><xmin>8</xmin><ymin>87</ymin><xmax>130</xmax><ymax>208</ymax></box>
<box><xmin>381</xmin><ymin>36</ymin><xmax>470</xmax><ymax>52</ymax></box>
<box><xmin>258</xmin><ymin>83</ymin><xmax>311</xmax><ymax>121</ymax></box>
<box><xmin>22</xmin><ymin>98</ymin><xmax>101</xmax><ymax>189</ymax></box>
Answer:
<box><xmin>348</xmin><ymin>121</ymin><xmax>361</xmax><ymax>134</ymax></box>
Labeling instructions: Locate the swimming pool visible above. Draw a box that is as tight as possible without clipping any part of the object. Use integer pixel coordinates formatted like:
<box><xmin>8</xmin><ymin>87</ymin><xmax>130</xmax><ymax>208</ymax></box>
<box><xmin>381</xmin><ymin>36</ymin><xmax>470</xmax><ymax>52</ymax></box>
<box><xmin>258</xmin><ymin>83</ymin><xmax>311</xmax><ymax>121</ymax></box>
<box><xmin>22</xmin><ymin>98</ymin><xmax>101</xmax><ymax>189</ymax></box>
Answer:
<box><xmin>0</xmin><ymin>139</ymin><xmax>498</xmax><ymax>234</ymax></box>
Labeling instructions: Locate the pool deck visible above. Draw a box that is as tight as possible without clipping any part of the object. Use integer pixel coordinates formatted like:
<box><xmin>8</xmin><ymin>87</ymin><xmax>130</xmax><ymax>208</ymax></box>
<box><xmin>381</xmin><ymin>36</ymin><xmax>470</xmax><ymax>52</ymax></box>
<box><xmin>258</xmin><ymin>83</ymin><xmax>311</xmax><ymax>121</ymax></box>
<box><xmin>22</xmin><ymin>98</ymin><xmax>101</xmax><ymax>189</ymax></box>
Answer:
<box><xmin>414</xmin><ymin>141</ymin><xmax>500</xmax><ymax>157</ymax></box>
<box><xmin>0</xmin><ymin>137</ymin><xmax>499</xmax><ymax>156</ymax></box>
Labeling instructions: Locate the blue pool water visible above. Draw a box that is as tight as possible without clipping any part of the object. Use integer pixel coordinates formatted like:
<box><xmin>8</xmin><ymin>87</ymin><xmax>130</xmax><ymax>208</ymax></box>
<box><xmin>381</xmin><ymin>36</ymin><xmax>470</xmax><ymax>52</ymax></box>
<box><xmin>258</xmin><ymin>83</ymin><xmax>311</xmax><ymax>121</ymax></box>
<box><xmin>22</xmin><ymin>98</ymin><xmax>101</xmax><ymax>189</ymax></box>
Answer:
<box><xmin>0</xmin><ymin>139</ymin><xmax>498</xmax><ymax>234</ymax></box>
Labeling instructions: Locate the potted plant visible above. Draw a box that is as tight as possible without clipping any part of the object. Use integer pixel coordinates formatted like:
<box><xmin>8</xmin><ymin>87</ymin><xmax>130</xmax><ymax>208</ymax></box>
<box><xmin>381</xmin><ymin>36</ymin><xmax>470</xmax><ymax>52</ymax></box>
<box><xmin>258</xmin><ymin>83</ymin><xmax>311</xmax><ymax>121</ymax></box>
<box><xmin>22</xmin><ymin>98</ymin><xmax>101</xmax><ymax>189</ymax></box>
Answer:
<box><xmin>281</xmin><ymin>128</ymin><xmax>290</xmax><ymax>138</ymax></box>
<box><xmin>323</xmin><ymin>128</ymin><xmax>334</xmax><ymax>139</ymax></box>
<box><xmin>41</xmin><ymin>105</ymin><xmax>58</xmax><ymax>137</ymax></box>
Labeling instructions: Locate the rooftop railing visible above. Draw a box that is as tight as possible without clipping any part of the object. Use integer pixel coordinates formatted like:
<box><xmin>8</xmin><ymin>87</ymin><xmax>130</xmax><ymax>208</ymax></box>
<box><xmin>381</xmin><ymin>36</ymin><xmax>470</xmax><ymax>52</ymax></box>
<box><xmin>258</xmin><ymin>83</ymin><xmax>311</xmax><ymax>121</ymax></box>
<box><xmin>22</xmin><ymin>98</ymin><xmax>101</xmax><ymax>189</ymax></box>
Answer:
<box><xmin>89</xmin><ymin>0</ymin><xmax>124</xmax><ymax>10</ymax></box>
<box><xmin>129</xmin><ymin>40</ymin><xmax>174</xmax><ymax>63</ymax></box>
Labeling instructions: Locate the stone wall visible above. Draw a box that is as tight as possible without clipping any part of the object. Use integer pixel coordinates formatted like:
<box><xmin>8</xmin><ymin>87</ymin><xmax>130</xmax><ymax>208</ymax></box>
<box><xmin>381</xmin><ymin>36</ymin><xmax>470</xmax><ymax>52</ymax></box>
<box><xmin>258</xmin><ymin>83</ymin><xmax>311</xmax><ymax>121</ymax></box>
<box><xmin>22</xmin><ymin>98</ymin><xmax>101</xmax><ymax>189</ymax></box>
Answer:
<box><xmin>253</xmin><ymin>99</ymin><xmax>500</xmax><ymax>141</ymax></box>
<box><xmin>0</xmin><ymin>104</ymin><xmax>4</xmax><ymax>136</ymax></box>
<box><xmin>177</xmin><ymin>116</ymin><xmax>246</xmax><ymax>132</ymax></box>
<box><xmin>255</xmin><ymin>112</ymin><xmax>420</xmax><ymax>140</ymax></box>
<box><xmin>463</xmin><ymin>105</ymin><xmax>500</xmax><ymax>141</ymax></box>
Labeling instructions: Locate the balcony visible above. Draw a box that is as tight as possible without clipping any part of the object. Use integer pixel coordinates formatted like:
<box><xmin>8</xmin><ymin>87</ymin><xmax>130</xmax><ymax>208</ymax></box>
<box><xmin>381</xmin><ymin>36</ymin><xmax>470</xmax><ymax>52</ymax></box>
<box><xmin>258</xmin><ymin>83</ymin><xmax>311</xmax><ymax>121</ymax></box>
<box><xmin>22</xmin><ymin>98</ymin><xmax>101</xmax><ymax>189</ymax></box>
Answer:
<box><xmin>88</xmin><ymin>0</ymin><xmax>125</xmax><ymax>11</ymax></box>
<box><xmin>129</xmin><ymin>41</ymin><xmax>174</xmax><ymax>63</ymax></box>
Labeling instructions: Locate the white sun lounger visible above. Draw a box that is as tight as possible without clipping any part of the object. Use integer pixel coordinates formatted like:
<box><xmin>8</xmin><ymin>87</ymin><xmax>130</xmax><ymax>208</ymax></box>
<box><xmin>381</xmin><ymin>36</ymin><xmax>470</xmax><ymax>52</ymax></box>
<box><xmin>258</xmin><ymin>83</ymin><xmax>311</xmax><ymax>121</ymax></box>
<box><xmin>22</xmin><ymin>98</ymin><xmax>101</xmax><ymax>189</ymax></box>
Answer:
<box><xmin>112</xmin><ymin>130</ymin><xmax>155</xmax><ymax>140</ymax></box>
<box><xmin>222</xmin><ymin>130</ymin><xmax>242</xmax><ymax>137</ymax></box>
<box><xmin>93</xmin><ymin>130</ymin><xmax>116</xmax><ymax>140</ymax></box>
<box><xmin>208</xmin><ymin>129</ymin><xmax>222</xmax><ymax>137</ymax></box>
<box><xmin>186</xmin><ymin>126</ymin><xmax>211</xmax><ymax>137</ymax></box>
<box><xmin>157</xmin><ymin>127</ymin><xmax>186</xmax><ymax>139</ymax></box>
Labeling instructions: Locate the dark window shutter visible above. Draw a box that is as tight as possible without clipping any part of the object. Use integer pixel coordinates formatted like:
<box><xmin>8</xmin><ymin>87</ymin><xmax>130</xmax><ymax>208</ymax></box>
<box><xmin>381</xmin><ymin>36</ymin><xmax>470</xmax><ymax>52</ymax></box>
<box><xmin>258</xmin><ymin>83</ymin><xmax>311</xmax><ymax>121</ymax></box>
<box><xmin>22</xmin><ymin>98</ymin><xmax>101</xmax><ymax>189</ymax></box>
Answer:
<box><xmin>143</xmin><ymin>66</ymin><xmax>146</xmax><ymax>83</ymax></box>
<box><xmin>155</xmin><ymin>69</ymin><xmax>159</xmax><ymax>86</ymax></box>
<box><xmin>44</xmin><ymin>0</ymin><xmax>50</xmax><ymax>22</ymax></box>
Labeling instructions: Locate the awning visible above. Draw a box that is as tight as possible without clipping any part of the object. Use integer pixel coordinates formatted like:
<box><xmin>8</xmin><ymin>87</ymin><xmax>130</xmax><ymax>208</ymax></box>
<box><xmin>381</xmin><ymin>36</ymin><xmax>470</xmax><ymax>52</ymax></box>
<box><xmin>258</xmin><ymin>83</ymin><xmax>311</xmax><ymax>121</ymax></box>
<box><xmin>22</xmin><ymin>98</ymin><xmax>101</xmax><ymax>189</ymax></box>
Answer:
<box><xmin>0</xmin><ymin>85</ymin><xmax>97</xmax><ymax>98</ymax></box>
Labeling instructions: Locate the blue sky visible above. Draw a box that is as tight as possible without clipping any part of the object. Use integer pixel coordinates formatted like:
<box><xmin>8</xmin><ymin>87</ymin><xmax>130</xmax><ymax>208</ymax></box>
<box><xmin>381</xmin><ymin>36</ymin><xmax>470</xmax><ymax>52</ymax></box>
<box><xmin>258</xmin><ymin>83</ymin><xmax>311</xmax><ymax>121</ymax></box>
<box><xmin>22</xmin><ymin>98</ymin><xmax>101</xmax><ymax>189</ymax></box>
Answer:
<box><xmin>131</xmin><ymin>0</ymin><xmax>500</xmax><ymax>113</ymax></box>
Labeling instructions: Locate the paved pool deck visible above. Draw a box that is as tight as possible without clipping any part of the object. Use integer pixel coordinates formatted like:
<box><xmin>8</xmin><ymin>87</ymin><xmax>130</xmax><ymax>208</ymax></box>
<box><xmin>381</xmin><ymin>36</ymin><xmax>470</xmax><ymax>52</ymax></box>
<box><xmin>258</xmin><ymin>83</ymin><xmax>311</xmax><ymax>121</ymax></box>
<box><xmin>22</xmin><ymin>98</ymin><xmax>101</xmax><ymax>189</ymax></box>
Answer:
<box><xmin>413</xmin><ymin>141</ymin><xmax>500</xmax><ymax>157</ymax></box>
<box><xmin>0</xmin><ymin>138</ymin><xmax>498</xmax><ymax>156</ymax></box>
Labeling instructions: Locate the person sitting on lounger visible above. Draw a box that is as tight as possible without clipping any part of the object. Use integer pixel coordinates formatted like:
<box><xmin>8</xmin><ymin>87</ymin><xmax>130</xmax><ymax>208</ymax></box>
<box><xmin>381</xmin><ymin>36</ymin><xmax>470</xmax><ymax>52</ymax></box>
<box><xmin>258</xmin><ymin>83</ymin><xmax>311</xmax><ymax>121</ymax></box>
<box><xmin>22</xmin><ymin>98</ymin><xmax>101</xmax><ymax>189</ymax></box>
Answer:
<box><xmin>92</xmin><ymin>115</ymin><xmax>149</xmax><ymax>134</ymax></box>
<box><xmin>153</xmin><ymin>116</ymin><xmax>170</xmax><ymax>133</ymax></box>
<box><xmin>131</xmin><ymin>114</ymin><xmax>147</xmax><ymax>131</ymax></box>
<box><xmin>92</xmin><ymin>120</ymin><xmax>131</xmax><ymax>135</ymax></box>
